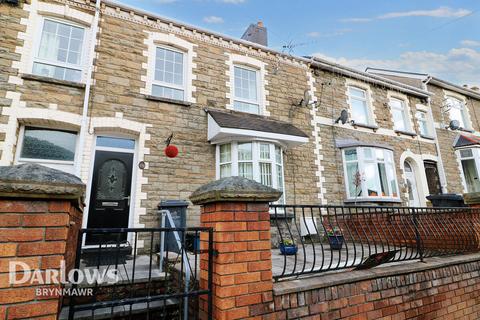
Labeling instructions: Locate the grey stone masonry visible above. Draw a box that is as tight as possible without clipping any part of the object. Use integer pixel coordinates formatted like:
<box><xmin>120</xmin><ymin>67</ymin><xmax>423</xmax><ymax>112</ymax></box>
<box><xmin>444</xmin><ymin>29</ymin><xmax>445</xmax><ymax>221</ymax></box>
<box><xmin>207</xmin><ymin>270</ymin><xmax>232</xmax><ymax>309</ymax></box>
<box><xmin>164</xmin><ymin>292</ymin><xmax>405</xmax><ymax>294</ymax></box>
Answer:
<box><xmin>0</xmin><ymin>163</ymin><xmax>85</xmax><ymax>199</ymax></box>
<box><xmin>190</xmin><ymin>176</ymin><xmax>282</xmax><ymax>205</ymax></box>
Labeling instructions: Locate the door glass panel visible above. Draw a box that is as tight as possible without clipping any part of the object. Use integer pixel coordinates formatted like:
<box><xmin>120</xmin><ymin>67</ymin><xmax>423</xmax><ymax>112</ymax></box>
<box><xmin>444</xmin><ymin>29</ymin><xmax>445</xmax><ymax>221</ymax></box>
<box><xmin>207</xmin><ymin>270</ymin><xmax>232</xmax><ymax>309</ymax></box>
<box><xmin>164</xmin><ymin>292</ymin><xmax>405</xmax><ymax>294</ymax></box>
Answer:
<box><xmin>96</xmin><ymin>159</ymin><xmax>127</xmax><ymax>200</ymax></box>
<box><xmin>461</xmin><ymin>159</ymin><xmax>480</xmax><ymax>192</ymax></box>
<box><xmin>97</xmin><ymin>136</ymin><xmax>135</xmax><ymax>150</ymax></box>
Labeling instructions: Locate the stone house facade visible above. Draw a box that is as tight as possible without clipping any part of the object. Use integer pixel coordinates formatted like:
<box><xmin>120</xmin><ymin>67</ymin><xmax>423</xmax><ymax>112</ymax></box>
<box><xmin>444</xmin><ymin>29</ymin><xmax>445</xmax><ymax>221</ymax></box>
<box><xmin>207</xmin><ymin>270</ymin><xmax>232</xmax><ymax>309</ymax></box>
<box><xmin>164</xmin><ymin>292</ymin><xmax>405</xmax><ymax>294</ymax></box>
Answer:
<box><xmin>1</xmin><ymin>0</ymin><xmax>479</xmax><ymax>237</ymax></box>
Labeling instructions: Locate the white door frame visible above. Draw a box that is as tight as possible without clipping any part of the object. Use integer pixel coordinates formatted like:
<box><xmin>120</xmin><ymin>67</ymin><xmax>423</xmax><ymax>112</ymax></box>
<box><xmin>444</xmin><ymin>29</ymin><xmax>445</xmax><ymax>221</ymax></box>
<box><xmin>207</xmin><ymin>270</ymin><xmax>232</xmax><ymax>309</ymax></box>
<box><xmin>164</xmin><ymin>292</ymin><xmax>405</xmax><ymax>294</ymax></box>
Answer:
<box><xmin>404</xmin><ymin>160</ymin><xmax>421</xmax><ymax>207</ymax></box>
<box><xmin>82</xmin><ymin>133</ymin><xmax>139</xmax><ymax>248</ymax></box>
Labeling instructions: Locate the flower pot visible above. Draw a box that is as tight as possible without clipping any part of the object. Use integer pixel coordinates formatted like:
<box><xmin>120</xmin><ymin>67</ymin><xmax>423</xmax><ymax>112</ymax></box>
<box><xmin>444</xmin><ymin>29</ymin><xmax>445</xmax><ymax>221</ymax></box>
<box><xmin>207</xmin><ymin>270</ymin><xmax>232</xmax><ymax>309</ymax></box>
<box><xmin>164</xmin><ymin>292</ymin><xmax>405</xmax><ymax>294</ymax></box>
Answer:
<box><xmin>279</xmin><ymin>244</ymin><xmax>298</xmax><ymax>255</ymax></box>
<box><xmin>328</xmin><ymin>235</ymin><xmax>344</xmax><ymax>250</ymax></box>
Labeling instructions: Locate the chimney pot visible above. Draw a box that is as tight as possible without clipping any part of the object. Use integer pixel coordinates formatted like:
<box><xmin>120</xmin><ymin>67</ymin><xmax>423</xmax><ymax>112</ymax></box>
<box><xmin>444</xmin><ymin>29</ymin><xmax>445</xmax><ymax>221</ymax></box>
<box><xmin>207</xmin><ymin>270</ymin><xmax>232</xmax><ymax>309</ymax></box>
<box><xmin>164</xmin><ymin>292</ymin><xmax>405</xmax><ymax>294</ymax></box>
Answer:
<box><xmin>257</xmin><ymin>21</ymin><xmax>264</xmax><ymax>27</ymax></box>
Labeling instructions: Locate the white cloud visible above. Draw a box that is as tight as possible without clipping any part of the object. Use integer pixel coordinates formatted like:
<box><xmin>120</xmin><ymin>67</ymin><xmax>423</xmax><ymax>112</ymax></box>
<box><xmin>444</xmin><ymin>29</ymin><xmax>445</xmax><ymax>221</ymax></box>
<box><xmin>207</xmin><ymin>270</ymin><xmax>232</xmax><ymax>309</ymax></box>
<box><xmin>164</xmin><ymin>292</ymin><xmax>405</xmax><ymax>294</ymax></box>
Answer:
<box><xmin>342</xmin><ymin>6</ymin><xmax>472</xmax><ymax>23</ymax></box>
<box><xmin>203</xmin><ymin>15</ymin><xmax>224</xmax><ymax>24</ymax></box>
<box><xmin>461</xmin><ymin>40</ymin><xmax>480</xmax><ymax>47</ymax></box>
<box><xmin>307</xmin><ymin>32</ymin><xmax>321</xmax><ymax>38</ymax></box>
<box><xmin>313</xmin><ymin>47</ymin><xmax>480</xmax><ymax>87</ymax></box>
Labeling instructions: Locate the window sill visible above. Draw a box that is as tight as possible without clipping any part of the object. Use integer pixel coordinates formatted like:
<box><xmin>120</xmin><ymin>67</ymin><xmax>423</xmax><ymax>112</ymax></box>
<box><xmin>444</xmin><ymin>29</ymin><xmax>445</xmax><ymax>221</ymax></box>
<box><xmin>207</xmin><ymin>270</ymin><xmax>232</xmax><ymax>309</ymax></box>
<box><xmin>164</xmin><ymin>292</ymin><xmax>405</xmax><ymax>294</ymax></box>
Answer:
<box><xmin>144</xmin><ymin>94</ymin><xmax>191</xmax><ymax>107</ymax></box>
<box><xmin>21</xmin><ymin>73</ymin><xmax>86</xmax><ymax>89</ymax></box>
<box><xmin>351</xmin><ymin>122</ymin><xmax>379</xmax><ymax>132</ymax></box>
<box><xmin>394</xmin><ymin>130</ymin><xmax>417</xmax><ymax>137</ymax></box>
<box><xmin>420</xmin><ymin>134</ymin><xmax>435</xmax><ymax>140</ymax></box>
<box><xmin>459</xmin><ymin>128</ymin><xmax>474</xmax><ymax>133</ymax></box>
<box><xmin>344</xmin><ymin>198</ymin><xmax>402</xmax><ymax>204</ymax></box>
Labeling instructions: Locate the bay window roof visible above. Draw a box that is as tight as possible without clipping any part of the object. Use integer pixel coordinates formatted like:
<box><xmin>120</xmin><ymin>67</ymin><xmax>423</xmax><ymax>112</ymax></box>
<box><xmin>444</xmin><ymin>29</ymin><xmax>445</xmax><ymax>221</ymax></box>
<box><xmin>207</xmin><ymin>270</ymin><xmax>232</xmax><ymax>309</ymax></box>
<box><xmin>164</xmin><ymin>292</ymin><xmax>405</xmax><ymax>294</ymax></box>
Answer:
<box><xmin>453</xmin><ymin>133</ymin><xmax>480</xmax><ymax>149</ymax></box>
<box><xmin>206</xmin><ymin>109</ymin><xmax>309</xmax><ymax>147</ymax></box>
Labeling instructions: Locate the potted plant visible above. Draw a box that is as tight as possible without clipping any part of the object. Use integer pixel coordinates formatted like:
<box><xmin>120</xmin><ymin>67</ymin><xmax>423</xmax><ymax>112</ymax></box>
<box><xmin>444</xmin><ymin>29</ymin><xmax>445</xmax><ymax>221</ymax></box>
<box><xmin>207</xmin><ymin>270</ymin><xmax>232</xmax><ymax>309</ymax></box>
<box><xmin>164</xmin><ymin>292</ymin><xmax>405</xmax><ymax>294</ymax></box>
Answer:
<box><xmin>326</xmin><ymin>226</ymin><xmax>344</xmax><ymax>250</ymax></box>
<box><xmin>279</xmin><ymin>239</ymin><xmax>298</xmax><ymax>255</ymax></box>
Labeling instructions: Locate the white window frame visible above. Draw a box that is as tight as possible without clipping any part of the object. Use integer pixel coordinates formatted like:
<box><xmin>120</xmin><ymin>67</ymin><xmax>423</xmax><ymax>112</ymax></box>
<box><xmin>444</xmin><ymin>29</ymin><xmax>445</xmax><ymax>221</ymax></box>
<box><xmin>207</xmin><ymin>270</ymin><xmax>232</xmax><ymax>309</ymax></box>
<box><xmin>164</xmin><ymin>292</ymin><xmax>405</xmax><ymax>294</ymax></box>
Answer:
<box><xmin>14</xmin><ymin>125</ymin><xmax>79</xmax><ymax>174</ymax></box>
<box><xmin>215</xmin><ymin>141</ymin><xmax>285</xmax><ymax>202</ymax></box>
<box><xmin>151</xmin><ymin>44</ymin><xmax>187</xmax><ymax>101</ymax></box>
<box><xmin>389</xmin><ymin>97</ymin><xmax>412</xmax><ymax>132</ymax></box>
<box><xmin>416</xmin><ymin>110</ymin><xmax>431</xmax><ymax>137</ymax></box>
<box><xmin>32</xmin><ymin>16</ymin><xmax>88</xmax><ymax>82</ymax></box>
<box><xmin>232</xmin><ymin>64</ymin><xmax>261</xmax><ymax>114</ymax></box>
<box><xmin>342</xmin><ymin>147</ymin><xmax>400</xmax><ymax>201</ymax></box>
<box><xmin>457</xmin><ymin>148</ymin><xmax>480</xmax><ymax>193</ymax></box>
<box><xmin>347</xmin><ymin>85</ymin><xmax>375</xmax><ymax>126</ymax></box>
<box><xmin>446</xmin><ymin>96</ymin><xmax>470</xmax><ymax>130</ymax></box>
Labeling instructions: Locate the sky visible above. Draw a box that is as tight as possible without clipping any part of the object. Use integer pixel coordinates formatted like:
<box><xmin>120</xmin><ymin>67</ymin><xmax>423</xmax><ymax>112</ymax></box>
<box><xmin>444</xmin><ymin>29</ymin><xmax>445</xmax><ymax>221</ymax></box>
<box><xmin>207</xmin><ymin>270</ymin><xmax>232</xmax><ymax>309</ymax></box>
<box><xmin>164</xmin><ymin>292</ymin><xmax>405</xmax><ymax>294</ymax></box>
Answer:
<box><xmin>121</xmin><ymin>0</ymin><xmax>480</xmax><ymax>86</ymax></box>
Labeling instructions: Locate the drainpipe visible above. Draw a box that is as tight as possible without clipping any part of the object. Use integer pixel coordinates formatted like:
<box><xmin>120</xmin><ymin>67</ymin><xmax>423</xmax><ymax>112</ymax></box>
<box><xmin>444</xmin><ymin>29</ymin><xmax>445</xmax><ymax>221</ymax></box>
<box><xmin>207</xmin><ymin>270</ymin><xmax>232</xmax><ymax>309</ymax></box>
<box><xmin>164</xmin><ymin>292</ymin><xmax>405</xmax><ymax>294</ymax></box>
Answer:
<box><xmin>74</xmin><ymin>0</ymin><xmax>101</xmax><ymax>177</ymax></box>
<box><xmin>424</xmin><ymin>76</ymin><xmax>448</xmax><ymax>194</ymax></box>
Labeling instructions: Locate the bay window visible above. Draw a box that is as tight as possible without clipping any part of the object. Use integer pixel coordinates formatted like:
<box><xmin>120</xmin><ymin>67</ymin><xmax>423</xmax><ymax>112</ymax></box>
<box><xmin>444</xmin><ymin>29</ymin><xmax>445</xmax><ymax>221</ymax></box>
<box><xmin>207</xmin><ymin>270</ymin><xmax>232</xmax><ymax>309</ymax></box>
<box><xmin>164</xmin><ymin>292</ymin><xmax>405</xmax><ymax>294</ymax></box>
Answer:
<box><xmin>458</xmin><ymin>148</ymin><xmax>480</xmax><ymax>192</ymax></box>
<box><xmin>342</xmin><ymin>147</ymin><xmax>399</xmax><ymax>201</ymax></box>
<box><xmin>217</xmin><ymin>141</ymin><xmax>284</xmax><ymax>202</ymax></box>
<box><xmin>33</xmin><ymin>18</ymin><xmax>85</xmax><ymax>82</ymax></box>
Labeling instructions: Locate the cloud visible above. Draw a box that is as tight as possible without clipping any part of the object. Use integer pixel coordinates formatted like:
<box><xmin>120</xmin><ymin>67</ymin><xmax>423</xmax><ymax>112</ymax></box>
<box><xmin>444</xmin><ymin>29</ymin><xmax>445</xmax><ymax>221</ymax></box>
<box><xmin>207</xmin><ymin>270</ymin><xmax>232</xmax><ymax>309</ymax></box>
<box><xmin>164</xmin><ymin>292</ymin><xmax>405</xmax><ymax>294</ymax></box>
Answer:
<box><xmin>342</xmin><ymin>6</ymin><xmax>472</xmax><ymax>23</ymax></box>
<box><xmin>461</xmin><ymin>40</ymin><xmax>480</xmax><ymax>47</ymax></box>
<box><xmin>203</xmin><ymin>15</ymin><xmax>224</xmax><ymax>24</ymax></box>
<box><xmin>313</xmin><ymin>47</ymin><xmax>480</xmax><ymax>87</ymax></box>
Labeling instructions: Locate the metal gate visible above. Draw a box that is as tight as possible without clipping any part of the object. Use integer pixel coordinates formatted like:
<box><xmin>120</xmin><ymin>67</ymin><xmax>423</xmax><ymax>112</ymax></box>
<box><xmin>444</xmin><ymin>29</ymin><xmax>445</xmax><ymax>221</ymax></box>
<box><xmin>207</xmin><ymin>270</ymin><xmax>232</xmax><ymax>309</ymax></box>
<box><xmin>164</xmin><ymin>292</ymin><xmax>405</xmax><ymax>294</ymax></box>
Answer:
<box><xmin>65</xmin><ymin>227</ymin><xmax>213</xmax><ymax>319</ymax></box>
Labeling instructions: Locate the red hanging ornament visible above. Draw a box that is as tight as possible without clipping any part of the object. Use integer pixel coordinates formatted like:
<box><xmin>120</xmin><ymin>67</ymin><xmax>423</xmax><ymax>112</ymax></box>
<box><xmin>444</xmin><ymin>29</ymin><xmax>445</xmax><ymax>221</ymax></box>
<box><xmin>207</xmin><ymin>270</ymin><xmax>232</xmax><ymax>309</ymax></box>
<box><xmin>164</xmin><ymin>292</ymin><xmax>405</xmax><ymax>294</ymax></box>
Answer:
<box><xmin>164</xmin><ymin>133</ymin><xmax>179</xmax><ymax>158</ymax></box>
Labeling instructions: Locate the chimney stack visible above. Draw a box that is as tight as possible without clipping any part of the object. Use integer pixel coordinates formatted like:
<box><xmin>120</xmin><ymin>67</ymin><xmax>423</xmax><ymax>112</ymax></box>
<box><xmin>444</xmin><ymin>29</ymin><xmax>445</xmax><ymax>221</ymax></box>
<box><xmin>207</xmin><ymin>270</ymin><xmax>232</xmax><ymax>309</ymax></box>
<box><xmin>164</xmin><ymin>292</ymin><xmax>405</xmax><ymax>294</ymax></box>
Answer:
<box><xmin>241</xmin><ymin>21</ymin><xmax>268</xmax><ymax>46</ymax></box>
<box><xmin>471</xmin><ymin>86</ymin><xmax>479</xmax><ymax>92</ymax></box>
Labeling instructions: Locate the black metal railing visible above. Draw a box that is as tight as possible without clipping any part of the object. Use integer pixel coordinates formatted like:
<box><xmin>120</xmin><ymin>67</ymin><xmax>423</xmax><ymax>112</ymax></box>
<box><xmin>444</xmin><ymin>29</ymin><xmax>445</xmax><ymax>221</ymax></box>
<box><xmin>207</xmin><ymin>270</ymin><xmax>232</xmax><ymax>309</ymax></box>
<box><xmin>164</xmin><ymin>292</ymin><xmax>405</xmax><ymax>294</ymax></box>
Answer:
<box><xmin>270</xmin><ymin>205</ymin><xmax>480</xmax><ymax>281</ymax></box>
<box><xmin>65</xmin><ymin>227</ymin><xmax>213</xmax><ymax>320</ymax></box>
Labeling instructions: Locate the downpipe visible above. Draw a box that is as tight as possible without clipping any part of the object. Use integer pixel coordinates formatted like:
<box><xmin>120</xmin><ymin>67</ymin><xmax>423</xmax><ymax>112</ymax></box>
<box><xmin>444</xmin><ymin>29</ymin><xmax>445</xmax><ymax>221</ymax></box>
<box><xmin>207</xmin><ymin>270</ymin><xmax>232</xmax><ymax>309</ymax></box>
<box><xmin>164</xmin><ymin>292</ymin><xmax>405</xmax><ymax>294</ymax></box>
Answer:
<box><xmin>75</xmin><ymin>0</ymin><xmax>101</xmax><ymax>177</ymax></box>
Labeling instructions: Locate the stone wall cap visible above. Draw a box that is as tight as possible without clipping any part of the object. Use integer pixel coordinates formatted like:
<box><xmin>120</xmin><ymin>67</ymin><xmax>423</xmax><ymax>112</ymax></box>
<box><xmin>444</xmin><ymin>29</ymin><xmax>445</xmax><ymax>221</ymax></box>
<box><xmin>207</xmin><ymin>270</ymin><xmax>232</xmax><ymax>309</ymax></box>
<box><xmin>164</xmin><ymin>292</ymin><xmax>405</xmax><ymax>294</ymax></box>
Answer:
<box><xmin>0</xmin><ymin>163</ymin><xmax>85</xmax><ymax>199</ymax></box>
<box><xmin>463</xmin><ymin>192</ymin><xmax>480</xmax><ymax>205</ymax></box>
<box><xmin>190</xmin><ymin>176</ymin><xmax>282</xmax><ymax>205</ymax></box>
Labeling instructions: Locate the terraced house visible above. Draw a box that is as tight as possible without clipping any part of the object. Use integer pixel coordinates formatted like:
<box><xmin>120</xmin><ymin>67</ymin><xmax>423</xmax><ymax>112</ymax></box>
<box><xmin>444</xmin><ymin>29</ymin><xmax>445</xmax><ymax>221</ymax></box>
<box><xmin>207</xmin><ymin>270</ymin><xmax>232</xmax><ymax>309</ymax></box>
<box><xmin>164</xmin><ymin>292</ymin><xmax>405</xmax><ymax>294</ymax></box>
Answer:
<box><xmin>1</xmin><ymin>0</ymin><xmax>480</xmax><ymax>236</ymax></box>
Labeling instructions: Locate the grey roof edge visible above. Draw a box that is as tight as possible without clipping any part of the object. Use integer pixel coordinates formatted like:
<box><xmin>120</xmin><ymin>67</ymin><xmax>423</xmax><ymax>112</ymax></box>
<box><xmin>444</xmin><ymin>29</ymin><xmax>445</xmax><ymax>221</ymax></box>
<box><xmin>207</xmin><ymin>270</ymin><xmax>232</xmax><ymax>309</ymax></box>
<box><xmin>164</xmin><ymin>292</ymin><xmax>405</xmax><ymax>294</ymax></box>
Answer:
<box><xmin>100</xmin><ymin>0</ymin><xmax>430</xmax><ymax>98</ymax></box>
<box><xmin>335</xmin><ymin>138</ymin><xmax>394</xmax><ymax>151</ymax></box>
<box><xmin>205</xmin><ymin>108</ymin><xmax>309</xmax><ymax>138</ymax></box>
<box><xmin>365</xmin><ymin>67</ymin><xmax>480</xmax><ymax>100</ymax></box>
<box><xmin>428</xmin><ymin>77</ymin><xmax>480</xmax><ymax>100</ymax></box>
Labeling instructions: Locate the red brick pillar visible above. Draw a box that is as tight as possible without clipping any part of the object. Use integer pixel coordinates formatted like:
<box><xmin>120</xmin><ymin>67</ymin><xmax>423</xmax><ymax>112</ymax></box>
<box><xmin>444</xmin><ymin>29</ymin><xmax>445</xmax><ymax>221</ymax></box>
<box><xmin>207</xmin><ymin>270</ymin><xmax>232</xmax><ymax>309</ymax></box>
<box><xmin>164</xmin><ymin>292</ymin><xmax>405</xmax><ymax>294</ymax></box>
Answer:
<box><xmin>190</xmin><ymin>177</ymin><xmax>281</xmax><ymax>320</ymax></box>
<box><xmin>463</xmin><ymin>192</ymin><xmax>480</xmax><ymax>250</ymax></box>
<box><xmin>0</xmin><ymin>164</ymin><xmax>84</xmax><ymax>320</ymax></box>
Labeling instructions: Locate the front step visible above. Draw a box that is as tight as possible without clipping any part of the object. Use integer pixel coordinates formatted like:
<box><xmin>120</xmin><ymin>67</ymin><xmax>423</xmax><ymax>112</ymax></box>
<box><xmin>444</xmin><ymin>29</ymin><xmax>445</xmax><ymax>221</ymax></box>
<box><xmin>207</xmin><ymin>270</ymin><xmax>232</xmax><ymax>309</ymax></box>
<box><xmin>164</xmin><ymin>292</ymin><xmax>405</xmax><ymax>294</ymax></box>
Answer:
<box><xmin>59</xmin><ymin>298</ymin><xmax>180</xmax><ymax>320</ymax></box>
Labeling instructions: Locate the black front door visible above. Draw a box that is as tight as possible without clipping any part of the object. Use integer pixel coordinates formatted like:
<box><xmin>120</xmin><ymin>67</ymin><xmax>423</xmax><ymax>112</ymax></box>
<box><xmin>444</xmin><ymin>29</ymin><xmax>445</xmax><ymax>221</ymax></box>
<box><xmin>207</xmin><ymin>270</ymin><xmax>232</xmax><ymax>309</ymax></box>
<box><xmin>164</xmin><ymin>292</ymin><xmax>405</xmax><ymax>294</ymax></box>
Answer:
<box><xmin>86</xmin><ymin>150</ymin><xmax>133</xmax><ymax>245</ymax></box>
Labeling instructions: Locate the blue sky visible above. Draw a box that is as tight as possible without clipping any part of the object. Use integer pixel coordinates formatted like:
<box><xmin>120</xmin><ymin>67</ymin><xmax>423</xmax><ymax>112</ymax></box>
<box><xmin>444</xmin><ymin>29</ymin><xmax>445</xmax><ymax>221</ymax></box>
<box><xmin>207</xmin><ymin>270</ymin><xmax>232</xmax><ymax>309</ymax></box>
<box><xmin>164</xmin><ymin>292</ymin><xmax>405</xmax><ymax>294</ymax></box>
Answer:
<box><xmin>122</xmin><ymin>0</ymin><xmax>479</xmax><ymax>86</ymax></box>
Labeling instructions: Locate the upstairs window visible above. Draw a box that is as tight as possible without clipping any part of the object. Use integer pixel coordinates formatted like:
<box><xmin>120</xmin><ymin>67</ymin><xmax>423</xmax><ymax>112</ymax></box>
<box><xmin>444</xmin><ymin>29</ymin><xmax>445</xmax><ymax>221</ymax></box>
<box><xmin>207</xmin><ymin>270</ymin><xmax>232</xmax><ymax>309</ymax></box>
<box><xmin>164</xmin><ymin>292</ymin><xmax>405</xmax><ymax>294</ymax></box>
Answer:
<box><xmin>390</xmin><ymin>98</ymin><xmax>411</xmax><ymax>132</ymax></box>
<box><xmin>348</xmin><ymin>86</ymin><xmax>371</xmax><ymax>125</ymax></box>
<box><xmin>447</xmin><ymin>97</ymin><xmax>469</xmax><ymax>129</ymax></box>
<box><xmin>152</xmin><ymin>46</ymin><xmax>185</xmax><ymax>101</ymax></box>
<box><xmin>343</xmin><ymin>147</ymin><xmax>399</xmax><ymax>201</ymax></box>
<box><xmin>33</xmin><ymin>19</ymin><xmax>85</xmax><ymax>82</ymax></box>
<box><xmin>416</xmin><ymin>111</ymin><xmax>431</xmax><ymax>137</ymax></box>
<box><xmin>233</xmin><ymin>66</ymin><xmax>260</xmax><ymax>114</ymax></box>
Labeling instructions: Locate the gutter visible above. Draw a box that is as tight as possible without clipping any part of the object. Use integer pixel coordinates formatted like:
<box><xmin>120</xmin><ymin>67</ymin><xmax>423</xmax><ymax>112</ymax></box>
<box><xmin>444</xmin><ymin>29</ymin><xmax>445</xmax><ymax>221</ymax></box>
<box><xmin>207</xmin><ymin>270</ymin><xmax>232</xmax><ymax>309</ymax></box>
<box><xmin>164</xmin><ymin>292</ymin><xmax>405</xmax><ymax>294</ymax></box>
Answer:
<box><xmin>75</xmin><ymin>0</ymin><xmax>101</xmax><ymax>177</ymax></box>
<box><xmin>427</xmin><ymin>77</ymin><xmax>480</xmax><ymax>100</ymax></box>
<box><xmin>103</xmin><ymin>0</ymin><xmax>429</xmax><ymax>98</ymax></box>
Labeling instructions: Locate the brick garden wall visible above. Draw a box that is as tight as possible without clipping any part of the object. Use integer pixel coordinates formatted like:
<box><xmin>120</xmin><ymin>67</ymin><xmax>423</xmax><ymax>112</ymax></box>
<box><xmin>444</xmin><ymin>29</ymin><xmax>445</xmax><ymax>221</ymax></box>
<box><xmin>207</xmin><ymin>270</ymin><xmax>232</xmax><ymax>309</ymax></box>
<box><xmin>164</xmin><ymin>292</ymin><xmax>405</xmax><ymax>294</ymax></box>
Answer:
<box><xmin>0</xmin><ymin>198</ymin><xmax>83</xmax><ymax>320</ymax></box>
<box><xmin>272</xmin><ymin>256</ymin><xmax>480</xmax><ymax>319</ymax></box>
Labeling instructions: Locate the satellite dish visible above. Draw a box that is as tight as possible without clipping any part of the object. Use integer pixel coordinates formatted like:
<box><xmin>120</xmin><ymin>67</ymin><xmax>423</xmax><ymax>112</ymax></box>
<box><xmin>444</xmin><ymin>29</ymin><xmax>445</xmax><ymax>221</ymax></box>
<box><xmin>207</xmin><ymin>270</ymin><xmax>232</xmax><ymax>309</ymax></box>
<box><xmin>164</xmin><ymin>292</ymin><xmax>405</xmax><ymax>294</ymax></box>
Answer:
<box><xmin>300</xmin><ymin>89</ymin><xmax>311</xmax><ymax>108</ymax></box>
<box><xmin>335</xmin><ymin>109</ymin><xmax>349</xmax><ymax>124</ymax></box>
<box><xmin>448</xmin><ymin>120</ymin><xmax>460</xmax><ymax>130</ymax></box>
